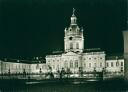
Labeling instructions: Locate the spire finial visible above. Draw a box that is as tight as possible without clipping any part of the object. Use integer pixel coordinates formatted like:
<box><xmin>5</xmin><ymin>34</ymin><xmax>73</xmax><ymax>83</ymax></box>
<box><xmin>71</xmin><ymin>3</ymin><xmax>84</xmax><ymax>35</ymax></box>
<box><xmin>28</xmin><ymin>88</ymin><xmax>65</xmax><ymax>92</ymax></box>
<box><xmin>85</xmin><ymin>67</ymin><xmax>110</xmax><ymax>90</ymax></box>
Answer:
<box><xmin>72</xmin><ymin>8</ymin><xmax>75</xmax><ymax>16</ymax></box>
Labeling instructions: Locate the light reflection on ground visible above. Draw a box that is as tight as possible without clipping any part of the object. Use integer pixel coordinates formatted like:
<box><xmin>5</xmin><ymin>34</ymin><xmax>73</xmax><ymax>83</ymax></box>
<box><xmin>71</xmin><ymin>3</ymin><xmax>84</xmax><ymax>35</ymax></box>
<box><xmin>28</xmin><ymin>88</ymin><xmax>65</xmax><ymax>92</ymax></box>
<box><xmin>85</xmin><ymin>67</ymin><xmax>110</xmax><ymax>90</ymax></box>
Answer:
<box><xmin>0</xmin><ymin>79</ymin><xmax>127</xmax><ymax>92</ymax></box>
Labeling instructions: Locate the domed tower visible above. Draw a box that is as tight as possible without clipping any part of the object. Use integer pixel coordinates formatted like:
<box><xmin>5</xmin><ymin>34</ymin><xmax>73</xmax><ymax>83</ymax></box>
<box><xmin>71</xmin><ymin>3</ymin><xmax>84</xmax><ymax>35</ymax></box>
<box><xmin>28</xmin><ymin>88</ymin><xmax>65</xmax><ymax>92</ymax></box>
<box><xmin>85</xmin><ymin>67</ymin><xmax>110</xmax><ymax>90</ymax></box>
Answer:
<box><xmin>64</xmin><ymin>8</ymin><xmax>84</xmax><ymax>53</ymax></box>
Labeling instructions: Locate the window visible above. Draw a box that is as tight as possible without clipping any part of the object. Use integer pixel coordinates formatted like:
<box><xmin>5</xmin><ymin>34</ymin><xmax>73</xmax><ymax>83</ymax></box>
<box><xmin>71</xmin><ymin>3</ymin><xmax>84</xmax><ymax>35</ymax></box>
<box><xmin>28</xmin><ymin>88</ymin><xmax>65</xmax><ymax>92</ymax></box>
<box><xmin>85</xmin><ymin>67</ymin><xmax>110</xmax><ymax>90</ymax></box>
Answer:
<box><xmin>4</xmin><ymin>64</ymin><xmax>6</xmax><ymax>69</ymax></box>
<box><xmin>94</xmin><ymin>63</ymin><xmax>96</xmax><ymax>67</ymax></box>
<box><xmin>64</xmin><ymin>62</ymin><xmax>68</xmax><ymax>68</ymax></box>
<box><xmin>76</xmin><ymin>43</ymin><xmax>79</xmax><ymax>49</ymax></box>
<box><xmin>70</xmin><ymin>61</ymin><xmax>73</xmax><ymax>68</ymax></box>
<box><xmin>116</xmin><ymin>62</ymin><xmax>119</xmax><ymax>66</ymax></box>
<box><xmin>70</xmin><ymin>43</ymin><xmax>73</xmax><ymax>49</ymax></box>
<box><xmin>53</xmin><ymin>65</ymin><xmax>55</xmax><ymax>69</ymax></box>
<box><xmin>84</xmin><ymin>63</ymin><xmax>86</xmax><ymax>67</ymax></box>
<box><xmin>74</xmin><ymin>19</ymin><xmax>76</xmax><ymax>23</ymax></box>
<box><xmin>19</xmin><ymin>65</ymin><xmax>20</xmax><ymax>69</ymax></box>
<box><xmin>69</xmin><ymin>37</ymin><xmax>73</xmax><ymax>40</ymax></box>
<box><xmin>89</xmin><ymin>63</ymin><xmax>91</xmax><ymax>67</ymax></box>
<box><xmin>106</xmin><ymin>63</ymin><xmax>109</xmax><ymax>67</ymax></box>
<box><xmin>57</xmin><ymin>65</ymin><xmax>59</xmax><ymax>69</ymax></box>
<box><xmin>121</xmin><ymin>67</ymin><xmax>123</xmax><ymax>72</ymax></box>
<box><xmin>100</xmin><ymin>57</ymin><xmax>102</xmax><ymax>59</ymax></box>
<box><xmin>100</xmin><ymin>63</ymin><xmax>102</xmax><ymax>67</ymax></box>
<box><xmin>84</xmin><ymin>58</ymin><xmax>86</xmax><ymax>60</ymax></box>
<box><xmin>111</xmin><ymin>62</ymin><xmax>113</xmax><ymax>67</ymax></box>
<box><xmin>75</xmin><ymin>61</ymin><xmax>78</xmax><ymax>68</ymax></box>
<box><xmin>121</xmin><ymin>62</ymin><xmax>123</xmax><ymax>66</ymax></box>
<box><xmin>36</xmin><ymin>64</ymin><xmax>39</xmax><ymax>69</ymax></box>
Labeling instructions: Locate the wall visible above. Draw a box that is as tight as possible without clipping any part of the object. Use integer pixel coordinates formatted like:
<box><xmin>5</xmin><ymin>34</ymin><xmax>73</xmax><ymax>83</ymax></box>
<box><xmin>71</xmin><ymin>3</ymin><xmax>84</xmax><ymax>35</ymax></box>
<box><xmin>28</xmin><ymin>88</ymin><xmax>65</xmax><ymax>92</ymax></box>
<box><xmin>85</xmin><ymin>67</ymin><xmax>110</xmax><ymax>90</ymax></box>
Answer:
<box><xmin>123</xmin><ymin>31</ymin><xmax>128</xmax><ymax>79</ymax></box>
<box><xmin>82</xmin><ymin>52</ymin><xmax>105</xmax><ymax>72</ymax></box>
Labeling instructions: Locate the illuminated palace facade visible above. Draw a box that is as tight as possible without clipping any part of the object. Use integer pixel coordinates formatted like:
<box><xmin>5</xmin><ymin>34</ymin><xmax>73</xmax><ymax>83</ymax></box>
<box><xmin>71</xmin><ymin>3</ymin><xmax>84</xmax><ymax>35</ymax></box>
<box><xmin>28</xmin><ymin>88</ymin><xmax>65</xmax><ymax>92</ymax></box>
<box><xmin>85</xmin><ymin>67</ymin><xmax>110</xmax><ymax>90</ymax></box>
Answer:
<box><xmin>0</xmin><ymin>9</ymin><xmax>124</xmax><ymax>79</ymax></box>
<box><xmin>45</xmin><ymin>9</ymin><xmax>124</xmax><ymax>78</ymax></box>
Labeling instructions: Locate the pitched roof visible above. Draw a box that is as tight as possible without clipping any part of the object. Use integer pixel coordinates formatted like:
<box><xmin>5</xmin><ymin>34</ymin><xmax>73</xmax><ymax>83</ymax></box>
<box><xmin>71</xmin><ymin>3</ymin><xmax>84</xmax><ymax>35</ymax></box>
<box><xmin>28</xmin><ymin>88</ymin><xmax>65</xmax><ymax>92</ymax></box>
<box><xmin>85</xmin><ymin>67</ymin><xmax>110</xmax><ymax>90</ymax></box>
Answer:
<box><xmin>0</xmin><ymin>58</ymin><xmax>45</xmax><ymax>64</ymax></box>
<box><xmin>106</xmin><ymin>55</ymin><xmax>124</xmax><ymax>60</ymax></box>
<box><xmin>83</xmin><ymin>48</ymin><xmax>103</xmax><ymax>53</ymax></box>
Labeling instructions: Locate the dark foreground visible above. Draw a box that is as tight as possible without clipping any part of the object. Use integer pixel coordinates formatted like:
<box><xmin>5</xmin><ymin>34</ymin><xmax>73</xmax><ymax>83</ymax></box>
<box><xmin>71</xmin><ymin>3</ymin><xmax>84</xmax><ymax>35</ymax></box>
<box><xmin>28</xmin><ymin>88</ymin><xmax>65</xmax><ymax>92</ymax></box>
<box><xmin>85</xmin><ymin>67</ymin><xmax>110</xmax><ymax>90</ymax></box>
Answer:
<box><xmin>0</xmin><ymin>78</ymin><xmax>128</xmax><ymax>92</ymax></box>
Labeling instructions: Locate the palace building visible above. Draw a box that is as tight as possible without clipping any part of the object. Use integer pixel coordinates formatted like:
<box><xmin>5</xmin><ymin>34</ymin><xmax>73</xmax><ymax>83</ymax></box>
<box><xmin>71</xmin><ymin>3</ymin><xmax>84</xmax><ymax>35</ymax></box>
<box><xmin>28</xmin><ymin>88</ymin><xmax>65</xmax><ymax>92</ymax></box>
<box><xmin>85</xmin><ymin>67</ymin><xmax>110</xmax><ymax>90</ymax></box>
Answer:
<box><xmin>0</xmin><ymin>9</ymin><xmax>124</xmax><ymax>79</ymax></box>
<box><xmin>45</xmin><ymin>9</ymin><xmax>124</xmax><ymax>78</ymax></box>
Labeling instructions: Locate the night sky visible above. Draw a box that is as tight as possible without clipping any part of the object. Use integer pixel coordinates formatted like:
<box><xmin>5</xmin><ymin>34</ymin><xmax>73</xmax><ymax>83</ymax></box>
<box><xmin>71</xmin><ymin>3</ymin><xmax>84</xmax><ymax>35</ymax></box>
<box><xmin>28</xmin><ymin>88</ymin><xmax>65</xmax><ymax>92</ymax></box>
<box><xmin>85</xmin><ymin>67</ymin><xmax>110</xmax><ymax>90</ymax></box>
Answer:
<box><xmin>0</xmin><ymin>0</ymin><xmax>127</xmax><ymax>59</ymax></box>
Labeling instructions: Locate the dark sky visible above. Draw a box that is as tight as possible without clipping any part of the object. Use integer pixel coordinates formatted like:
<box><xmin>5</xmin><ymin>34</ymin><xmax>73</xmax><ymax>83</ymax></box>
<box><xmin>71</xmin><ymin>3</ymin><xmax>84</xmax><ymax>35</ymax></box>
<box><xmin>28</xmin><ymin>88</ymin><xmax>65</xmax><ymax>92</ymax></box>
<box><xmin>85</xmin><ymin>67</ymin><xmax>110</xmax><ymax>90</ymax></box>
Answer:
<box><xmin>0</xmin><ymin>0</ymin><xmax>127</xmax><ymax>59</ymax></box>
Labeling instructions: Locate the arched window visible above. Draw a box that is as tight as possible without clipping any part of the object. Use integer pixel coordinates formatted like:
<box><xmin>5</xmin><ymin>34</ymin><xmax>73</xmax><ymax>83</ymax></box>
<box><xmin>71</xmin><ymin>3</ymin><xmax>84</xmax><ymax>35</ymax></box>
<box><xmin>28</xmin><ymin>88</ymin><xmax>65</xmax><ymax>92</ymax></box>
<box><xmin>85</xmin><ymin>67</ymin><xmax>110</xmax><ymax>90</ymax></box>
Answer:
<box><xmin>89</xmin><ymin>63</ymin><xmax>91</xmax><ymax>67</ymax></box>
<box><xmin>76</xmin><ymin>43</ymin><xmax>79</xmax><ymax>49</ymax></box>
<box><xmin>75</xmin><ymin>60</ymin><xmax>78</xmax><ymax>68</ymax></box>
<box><xmin>64</xmin><ymin>61</ymin><xmax>68</xmax><ymax>68</ymax></box>
<box><xmin>116</xmin><ymin>62</ymin><xmax>119</xmax><ymax>66</ymax></box>
<box><xmin>70</xmin><ymin>43</ymin><xmax>73</xmax><ymax>49</ymax></box>
<box><xmin>74</xmin><ymin>19</ymin><xmax>76</xmax><ymax>23</ymax></box>
<box><xmin>70</xmin><ymin>61</ymin><xmax>73</xmax><ymax>68</ymax></box>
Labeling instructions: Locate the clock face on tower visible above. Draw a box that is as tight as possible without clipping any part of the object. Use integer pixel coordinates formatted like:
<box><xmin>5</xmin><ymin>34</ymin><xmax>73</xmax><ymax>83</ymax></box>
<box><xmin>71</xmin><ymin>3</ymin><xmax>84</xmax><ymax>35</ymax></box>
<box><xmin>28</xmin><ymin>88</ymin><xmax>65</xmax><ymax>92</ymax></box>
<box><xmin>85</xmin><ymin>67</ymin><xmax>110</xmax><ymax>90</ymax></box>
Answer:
<box><xmin>69</xmin><ymin>37</ymin><xmax>73</xmax><ymax>40</ymax></box>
